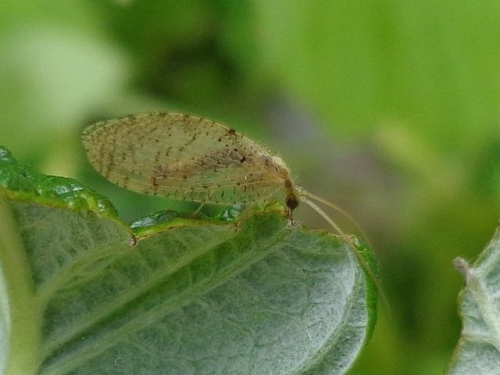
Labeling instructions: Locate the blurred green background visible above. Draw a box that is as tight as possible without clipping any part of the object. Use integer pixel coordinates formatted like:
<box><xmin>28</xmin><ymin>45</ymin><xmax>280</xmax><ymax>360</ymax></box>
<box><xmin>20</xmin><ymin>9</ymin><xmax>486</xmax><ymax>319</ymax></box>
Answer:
<box><xmin>2</xmin><ymin>1</ymin><xmax>500</xmax><ymax>373</ymax></box>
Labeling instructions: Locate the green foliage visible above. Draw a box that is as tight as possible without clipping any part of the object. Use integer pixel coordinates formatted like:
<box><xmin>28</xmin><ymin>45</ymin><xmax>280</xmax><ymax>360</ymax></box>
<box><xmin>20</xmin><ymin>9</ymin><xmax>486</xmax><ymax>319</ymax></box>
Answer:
<box><xmin>255</xmin><ymin>0</ymin><xmax>500</xmax><ymax>148</ymax></box>
<box><xmin>0</xmin><ymin>147</ymin><xmax>377</xmax><ymax>374</ymax></box>
<box><xmin>1</xmin><ymin>1</ymin><xmax>500</xmax><ymax>373</ymax></box>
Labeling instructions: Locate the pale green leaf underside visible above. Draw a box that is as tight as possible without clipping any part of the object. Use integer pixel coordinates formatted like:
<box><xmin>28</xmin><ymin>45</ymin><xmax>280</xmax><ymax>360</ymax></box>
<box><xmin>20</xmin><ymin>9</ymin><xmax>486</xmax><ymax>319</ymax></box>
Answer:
<box><xmin>448</xmin><ymin>226</ymin><xmax>500</xmax><ymax>374</ymax></box>
<box><xmin>0</xmin><ymin>198</ymin><xmax>373</xmax><ymax>375</ymax></box>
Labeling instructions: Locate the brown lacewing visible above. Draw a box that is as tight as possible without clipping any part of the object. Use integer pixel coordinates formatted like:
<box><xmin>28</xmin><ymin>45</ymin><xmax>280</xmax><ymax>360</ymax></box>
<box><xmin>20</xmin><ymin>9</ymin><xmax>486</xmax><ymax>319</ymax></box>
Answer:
<box><xmin>82</xmin><ymin>113</ymin><xmax>302</xmax><ymax>215</ymax></box>
<box><xmin>82</xmin><ymin>113</ymin><xmax>382</xmax><ymax>299</ymax></box>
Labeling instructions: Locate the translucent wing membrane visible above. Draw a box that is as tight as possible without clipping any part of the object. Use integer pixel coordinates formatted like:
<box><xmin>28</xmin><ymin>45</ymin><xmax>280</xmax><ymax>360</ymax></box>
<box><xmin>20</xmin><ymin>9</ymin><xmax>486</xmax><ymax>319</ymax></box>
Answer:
<box><xmin>82</xmin><ymin>113</ymin><xmax>287</xmax><ymax>204</ymax></box>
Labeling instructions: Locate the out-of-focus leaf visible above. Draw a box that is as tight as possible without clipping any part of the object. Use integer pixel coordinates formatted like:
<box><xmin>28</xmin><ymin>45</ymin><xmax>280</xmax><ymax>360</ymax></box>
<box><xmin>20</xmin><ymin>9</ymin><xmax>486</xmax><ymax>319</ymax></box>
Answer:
<box><xmin>255</xmin><ymin>0</ymin><xmax>500</xmax><ymax>149</ymax></box>
<box><xmin>0</xmin><ymin>1</ymin><xmax>129</xmax><ymax>163</ymax></box>
<box><xmin>448</xmin><ymin>226</ymin><xmax>500</xmax><ymax>374</ymax></box>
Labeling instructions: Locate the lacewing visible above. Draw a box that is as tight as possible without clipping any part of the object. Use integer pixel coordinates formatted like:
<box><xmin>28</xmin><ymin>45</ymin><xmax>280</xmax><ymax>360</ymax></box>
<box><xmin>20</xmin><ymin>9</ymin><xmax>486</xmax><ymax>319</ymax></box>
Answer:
<box><xmin>82</xmin><ymin>112</ymin><xmax>383</xmax><ymax>300</ymax></box>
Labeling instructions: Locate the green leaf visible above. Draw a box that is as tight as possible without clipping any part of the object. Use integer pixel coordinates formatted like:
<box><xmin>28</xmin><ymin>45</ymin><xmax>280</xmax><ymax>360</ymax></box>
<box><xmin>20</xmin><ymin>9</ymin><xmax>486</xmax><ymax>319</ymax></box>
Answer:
<box><xmin>448</xmin><ymin>227</ymin><xmax>500</xmax><ymax>374</ymax></box>
<box><xmin>0</xmin><ymin>146</ymin><xmax>377</xmax><ymax>374</ymax></box>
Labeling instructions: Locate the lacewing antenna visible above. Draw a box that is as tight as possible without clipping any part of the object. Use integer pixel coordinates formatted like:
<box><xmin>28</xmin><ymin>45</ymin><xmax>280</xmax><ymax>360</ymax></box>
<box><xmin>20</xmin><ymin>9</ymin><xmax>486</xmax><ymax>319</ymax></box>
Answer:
<box><xmin>298</xmin><ymin>193</ymin><xmax>389</xmax><ymax>310</ymax></box>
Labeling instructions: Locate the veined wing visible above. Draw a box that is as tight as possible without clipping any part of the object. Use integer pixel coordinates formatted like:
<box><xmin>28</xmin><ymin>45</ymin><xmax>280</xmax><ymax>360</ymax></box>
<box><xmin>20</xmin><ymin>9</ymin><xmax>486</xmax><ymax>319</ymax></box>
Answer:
<box><xmin>82</xmin><ymin>113</ymin><xmax>286</xmax><ymax>204</ymax></box>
